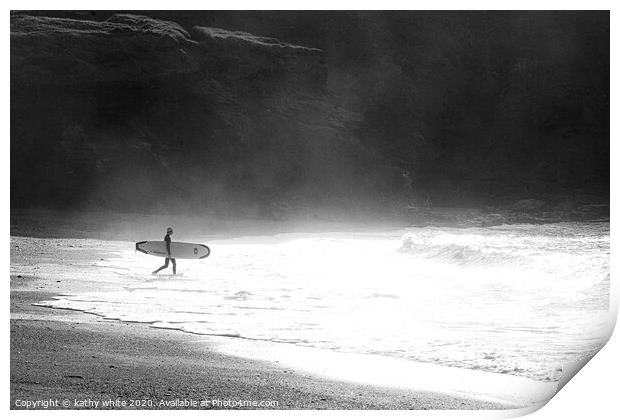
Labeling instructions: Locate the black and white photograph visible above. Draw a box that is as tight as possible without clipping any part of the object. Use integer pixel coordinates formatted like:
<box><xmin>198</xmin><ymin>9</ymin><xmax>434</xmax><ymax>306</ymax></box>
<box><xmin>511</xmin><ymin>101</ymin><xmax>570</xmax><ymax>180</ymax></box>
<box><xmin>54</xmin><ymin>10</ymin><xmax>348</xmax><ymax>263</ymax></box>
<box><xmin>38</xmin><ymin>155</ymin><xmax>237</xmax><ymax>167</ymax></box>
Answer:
<box><xmin>9</xmin><ymin>5</ymin><xmax>612</xmax><ymax>414</ymax></box>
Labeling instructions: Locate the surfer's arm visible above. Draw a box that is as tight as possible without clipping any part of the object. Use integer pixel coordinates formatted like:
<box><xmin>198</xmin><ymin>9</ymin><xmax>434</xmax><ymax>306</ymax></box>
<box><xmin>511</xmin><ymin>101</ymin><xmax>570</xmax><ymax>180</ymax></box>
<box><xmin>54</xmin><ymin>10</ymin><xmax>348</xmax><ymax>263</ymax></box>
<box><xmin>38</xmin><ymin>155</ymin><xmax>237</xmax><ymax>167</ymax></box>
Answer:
<box><xmin>166</xmin><ymin>240</ymin><xmax>171</xmax><ymax>257</ymax></box>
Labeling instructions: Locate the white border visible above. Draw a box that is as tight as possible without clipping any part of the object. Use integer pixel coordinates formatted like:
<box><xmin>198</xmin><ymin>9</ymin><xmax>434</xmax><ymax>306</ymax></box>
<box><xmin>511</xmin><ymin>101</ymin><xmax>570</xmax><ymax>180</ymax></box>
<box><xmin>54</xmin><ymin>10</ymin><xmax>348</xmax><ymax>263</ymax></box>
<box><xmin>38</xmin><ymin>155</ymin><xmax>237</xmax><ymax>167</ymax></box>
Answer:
<box><xmin>4</xmin><ymin>2</ymin><xmax>616</xmax><ymax>420</ymax></box>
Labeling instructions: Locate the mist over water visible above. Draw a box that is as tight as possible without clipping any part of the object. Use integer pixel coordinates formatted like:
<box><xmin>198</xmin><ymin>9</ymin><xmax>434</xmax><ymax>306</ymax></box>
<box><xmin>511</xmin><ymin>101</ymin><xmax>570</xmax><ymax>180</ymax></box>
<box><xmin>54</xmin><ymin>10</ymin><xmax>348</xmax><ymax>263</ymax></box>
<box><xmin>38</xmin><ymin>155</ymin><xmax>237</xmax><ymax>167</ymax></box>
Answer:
<box><xmin>38</xmin><ymin>222</ymin><xmax>610</xmax><ymax>382</ymax></box>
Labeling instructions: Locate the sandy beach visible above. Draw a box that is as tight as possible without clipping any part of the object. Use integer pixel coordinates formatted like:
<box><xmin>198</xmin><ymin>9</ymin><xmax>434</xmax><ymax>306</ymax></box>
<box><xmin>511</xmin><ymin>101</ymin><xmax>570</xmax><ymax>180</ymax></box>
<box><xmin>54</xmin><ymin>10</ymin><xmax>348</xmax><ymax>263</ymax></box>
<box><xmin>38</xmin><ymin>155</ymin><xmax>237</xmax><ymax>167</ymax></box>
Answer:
<box><xmin>11</xmin><ymin>281</ymin><xmax>511</xmax><ymax>410</ymax></box>
<box><xmin>9</xmin><ymin>211</ymin><xmax>525</xmax><ymax>410</ymax></box>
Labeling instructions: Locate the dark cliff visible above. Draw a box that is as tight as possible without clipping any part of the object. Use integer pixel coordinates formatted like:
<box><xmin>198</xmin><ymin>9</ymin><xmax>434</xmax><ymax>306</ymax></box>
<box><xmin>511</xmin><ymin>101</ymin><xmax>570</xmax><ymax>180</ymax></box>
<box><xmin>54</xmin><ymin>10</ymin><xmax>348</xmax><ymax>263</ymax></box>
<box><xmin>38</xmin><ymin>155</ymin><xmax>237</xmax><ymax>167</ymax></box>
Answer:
<box><xmin>11</xmin><ymin>13</ymin><xmax>396</xmax><ymax>217</ymax></box>
<box><xmin>11</xmin><ymin>11</ymin><xmax>609</xmax><ymax>218</ymax></box>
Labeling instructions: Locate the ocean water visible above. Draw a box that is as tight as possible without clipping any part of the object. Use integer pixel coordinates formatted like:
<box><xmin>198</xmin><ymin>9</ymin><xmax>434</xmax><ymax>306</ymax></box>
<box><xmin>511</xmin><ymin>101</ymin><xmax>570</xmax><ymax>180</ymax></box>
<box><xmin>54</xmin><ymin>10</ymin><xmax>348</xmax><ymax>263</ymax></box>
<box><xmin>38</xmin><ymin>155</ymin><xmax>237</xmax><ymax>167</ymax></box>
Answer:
<box><xmin>37</xmin><ymin>222</ymin><xmax>610</xmax><ymax>382</ymax></box>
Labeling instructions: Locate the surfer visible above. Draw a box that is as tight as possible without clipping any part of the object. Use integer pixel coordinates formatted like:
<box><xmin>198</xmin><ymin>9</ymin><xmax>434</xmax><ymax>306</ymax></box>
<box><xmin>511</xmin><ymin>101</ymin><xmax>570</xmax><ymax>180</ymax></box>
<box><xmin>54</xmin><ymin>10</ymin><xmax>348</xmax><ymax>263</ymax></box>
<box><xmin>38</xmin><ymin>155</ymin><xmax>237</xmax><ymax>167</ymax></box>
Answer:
<box><xmin>152</xmin><ymin>227</ymin><xmax>176</xmax><ymax>275</ymax></box>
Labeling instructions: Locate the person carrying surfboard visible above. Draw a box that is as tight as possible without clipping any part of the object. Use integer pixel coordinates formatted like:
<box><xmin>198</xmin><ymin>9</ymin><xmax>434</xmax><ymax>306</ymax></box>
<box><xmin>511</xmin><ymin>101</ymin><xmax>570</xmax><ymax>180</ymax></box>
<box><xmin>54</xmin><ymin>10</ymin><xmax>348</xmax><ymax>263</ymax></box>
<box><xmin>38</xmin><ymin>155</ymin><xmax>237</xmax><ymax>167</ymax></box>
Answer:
<box><xmin>152</xmin><ymin>227</ymin><xmax>176</xmax><ymax>275</ymax></box>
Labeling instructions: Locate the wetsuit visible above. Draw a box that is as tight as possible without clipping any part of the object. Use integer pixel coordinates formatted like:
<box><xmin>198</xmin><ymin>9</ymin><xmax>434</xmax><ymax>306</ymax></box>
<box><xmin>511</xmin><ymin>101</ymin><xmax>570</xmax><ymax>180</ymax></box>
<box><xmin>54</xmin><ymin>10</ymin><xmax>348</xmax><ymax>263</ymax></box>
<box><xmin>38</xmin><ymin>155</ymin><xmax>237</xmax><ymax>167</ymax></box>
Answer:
<box><xmin>153</xmin><ymin>233</ymin><xmax>176</xmax><ymax>274</ymax></box>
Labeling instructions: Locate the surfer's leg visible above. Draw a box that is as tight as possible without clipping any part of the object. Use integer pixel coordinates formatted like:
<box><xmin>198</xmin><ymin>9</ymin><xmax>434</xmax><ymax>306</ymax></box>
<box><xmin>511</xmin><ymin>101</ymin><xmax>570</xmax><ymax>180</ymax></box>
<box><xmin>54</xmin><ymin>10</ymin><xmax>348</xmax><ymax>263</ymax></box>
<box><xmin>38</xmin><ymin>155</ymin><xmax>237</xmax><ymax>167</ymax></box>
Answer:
<box><xmin>152</xmin><ymin>258</ymin><xmax>170</xmax><ymax>274</ymax></box>
<box><xmin>171</xmin><ymin>258</ymin><xmax>176</xmax><ymax>275</ymax></box>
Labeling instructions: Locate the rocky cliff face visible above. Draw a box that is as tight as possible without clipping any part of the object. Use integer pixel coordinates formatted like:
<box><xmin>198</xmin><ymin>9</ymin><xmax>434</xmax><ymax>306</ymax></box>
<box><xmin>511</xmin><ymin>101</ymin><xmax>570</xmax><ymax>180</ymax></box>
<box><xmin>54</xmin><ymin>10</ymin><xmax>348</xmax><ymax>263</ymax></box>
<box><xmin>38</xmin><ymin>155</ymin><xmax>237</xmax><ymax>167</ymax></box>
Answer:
<box><xmin>11</xmin><ymin>11</ymin><xmax>609</xmax><ymax>218</ymax></box>
<box><xmin>11</xmin><ymin>13</ymin><xmax>398</xmax><ymax>217</ymax></box>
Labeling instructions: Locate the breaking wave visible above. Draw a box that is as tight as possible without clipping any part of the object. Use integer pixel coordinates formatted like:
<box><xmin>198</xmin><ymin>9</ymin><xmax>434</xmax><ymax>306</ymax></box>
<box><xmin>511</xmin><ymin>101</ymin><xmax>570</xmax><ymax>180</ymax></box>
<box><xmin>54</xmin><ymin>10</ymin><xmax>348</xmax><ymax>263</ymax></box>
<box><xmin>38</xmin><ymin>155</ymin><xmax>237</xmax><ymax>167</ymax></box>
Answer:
<box><xmin>32</xmin><ymin>222</ymin><xmax>610</xmax><ymax>382</ymax></box>
<box><xmin>399</xmin><ymin>236</ymin><xmax>516</xmax><ymax>266</ymax></box>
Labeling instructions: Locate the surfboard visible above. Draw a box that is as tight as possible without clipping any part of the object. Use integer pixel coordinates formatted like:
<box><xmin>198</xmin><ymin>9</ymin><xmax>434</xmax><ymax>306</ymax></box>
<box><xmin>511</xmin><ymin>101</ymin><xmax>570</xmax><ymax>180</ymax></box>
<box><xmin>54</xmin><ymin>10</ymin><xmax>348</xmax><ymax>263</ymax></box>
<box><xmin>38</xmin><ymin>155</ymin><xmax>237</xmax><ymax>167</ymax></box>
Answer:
<box><xmin>135</xmin><ymin>241</ymin><xmax>210</xmax><ymax>259</ymax></box>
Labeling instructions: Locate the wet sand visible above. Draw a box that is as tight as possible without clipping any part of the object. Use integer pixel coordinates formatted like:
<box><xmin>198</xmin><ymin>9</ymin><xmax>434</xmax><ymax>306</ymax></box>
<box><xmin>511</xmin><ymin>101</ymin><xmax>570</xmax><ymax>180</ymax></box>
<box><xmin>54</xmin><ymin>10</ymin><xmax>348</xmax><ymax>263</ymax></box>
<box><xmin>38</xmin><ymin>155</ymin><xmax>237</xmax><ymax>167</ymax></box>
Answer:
<box><xmin>11</xmin><ymin>283</ymin><xmax>515</xmax><ymax>410</ymax></box>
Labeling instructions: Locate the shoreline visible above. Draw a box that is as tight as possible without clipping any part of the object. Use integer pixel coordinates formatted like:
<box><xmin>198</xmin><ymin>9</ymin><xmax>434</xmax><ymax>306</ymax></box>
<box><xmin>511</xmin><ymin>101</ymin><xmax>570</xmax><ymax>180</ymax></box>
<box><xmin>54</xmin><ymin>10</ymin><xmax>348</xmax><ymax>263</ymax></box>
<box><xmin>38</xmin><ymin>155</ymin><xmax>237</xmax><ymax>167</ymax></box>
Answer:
<box><xmin>10</xmin><ymin>206</ymin><xmax>610</xmax><ymax>243</ymax></box>
<box><xmin>11</xmin><ymin>280</ymin><xmax>517</xmax><ymax>410</ymax></box>
<box><xmin>9</xmin><ymin>222</ymin><xmax>565</xmax><ymax>411</ymax></box>
<box><xmin>29</xmin><ymin>292</ymin><xmax>559</xmax><ymax>407</ymax></box>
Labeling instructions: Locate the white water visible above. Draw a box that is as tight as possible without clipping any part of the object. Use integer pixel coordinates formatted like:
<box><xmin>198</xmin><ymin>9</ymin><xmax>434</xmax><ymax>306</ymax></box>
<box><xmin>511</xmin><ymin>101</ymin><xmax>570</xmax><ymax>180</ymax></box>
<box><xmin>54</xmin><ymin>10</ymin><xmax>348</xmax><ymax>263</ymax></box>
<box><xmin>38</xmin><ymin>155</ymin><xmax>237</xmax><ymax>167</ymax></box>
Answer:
<box><xmin>37</xmin><ymin>222</ymin><xmax>610</xmax><ymax>383</ymax></box>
